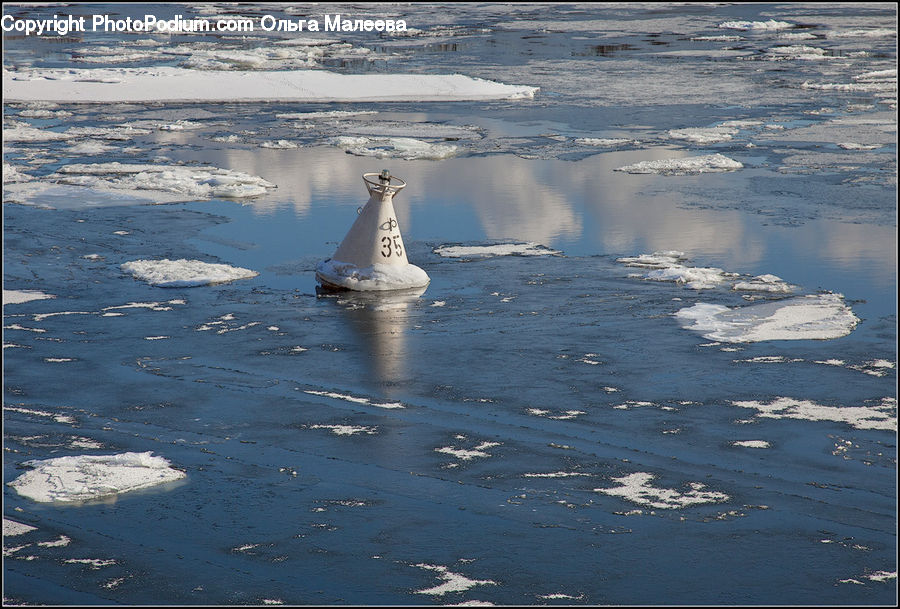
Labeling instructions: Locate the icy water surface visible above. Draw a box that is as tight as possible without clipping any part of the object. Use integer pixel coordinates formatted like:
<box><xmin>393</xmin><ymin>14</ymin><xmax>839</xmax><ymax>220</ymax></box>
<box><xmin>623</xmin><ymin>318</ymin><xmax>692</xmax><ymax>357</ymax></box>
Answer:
<box><xmin>3</xmin><ymin>2</ymin><xmax>897</xmax><ymax>605</ymax></box>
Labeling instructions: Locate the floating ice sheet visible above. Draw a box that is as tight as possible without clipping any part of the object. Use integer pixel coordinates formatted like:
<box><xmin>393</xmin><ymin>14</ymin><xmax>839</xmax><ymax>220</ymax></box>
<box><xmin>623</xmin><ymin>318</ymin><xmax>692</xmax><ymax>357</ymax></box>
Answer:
<box><xmin>331</xmin><ymin>136</ymin><xmax>457</xmax><ymax>160</ymax></box>
<box><xmin>3</xmin><ymin>289</ymin><xmax>55</xmax><ymax>305</ymax></box>
<box><xmin>434</xmin><ymin>243</ymin><xmax>561</xmax><ymax>258</ymax></box>
<box><xmin>122</xmin><ymin>259</ymin><xmax>259</xmax><ymax>287</ymax></box>
<box><xmin>615</xmin><ymin>154</ymin><xmax>743</xmax><ymax>175</ymax></box>
<box><xmin>3</xmin><ymin>67</ymin><xmax>539</xmax><ymax>103</ymax></box>
<box><xmin>7</xmin><ymin>452</ymin><xmax>186</xmax><ymax>503</ymax></box>
<box><xmin>51</xmin><ymin>162</ymin><xmax>276</xmax><ymax>200</ymax></box>
<box><xmin>675</xmin><ymin>293</ymin><xmax>860</xmax><ymax>342</ymax></box>
<box><xmin>413</xmin><ymin>563</ymin><xmax>497</xmax><ymax>596</ymax></box>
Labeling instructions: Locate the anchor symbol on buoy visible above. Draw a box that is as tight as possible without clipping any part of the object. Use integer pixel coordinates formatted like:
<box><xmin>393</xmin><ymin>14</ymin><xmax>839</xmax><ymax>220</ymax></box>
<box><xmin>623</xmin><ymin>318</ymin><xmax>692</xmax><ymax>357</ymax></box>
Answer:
<box><xmin>316</xmin><ymin>169</ymin><xmax>430</xmax><ymax>292</ymax></box>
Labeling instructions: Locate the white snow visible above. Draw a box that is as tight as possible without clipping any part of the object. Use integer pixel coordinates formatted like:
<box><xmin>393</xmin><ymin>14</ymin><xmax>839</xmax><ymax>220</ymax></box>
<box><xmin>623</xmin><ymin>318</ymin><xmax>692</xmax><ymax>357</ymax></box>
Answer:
<box><xmin>674</xmin><ymin>293</ymin><xmax>860</xmax><ymax>342</ymax></box>
<box><xmin>121</xmin><ymin>259</ymin><xmax>259</xmax><ymax>287</ymax></box>
<box><xmin>615</xmin><ymin>153</ymin><xmax>743</xmax><ymax>174</ymax></box>
<box><xmin>595</xmin><ymin>472</ymin><xmax>730</xmax><ymax>509</ymax></box>
<box><xmin>732</xmin><ymin>397</ymin><xmax>896</xmax><ymax>431</ymax></box>
<box><xmin>3</xmin><ymin>290</ymin><xmax>56</xmax><ymax>305</ymax></box>
<box><xmin>7</xmin><ymin>452</ymin><xmax>186</xmax><ymax>503</ymax></box>
<box><xmin>316</xmin><ymin>259</ymin><xmax>430</xmax><ymax>291</ymax></box>
<box><xmin>617</xmin><ymin>251</ymin><xmax>737</xmax><ymax>289</ymax></box>
<box><xmin>434</xmin><ymin>243</ymin><xmax>561</xmax><ymax>258</ymax></box>
<box><xmin>3</xmin><ymin>67</ymin><xmax>539</xmax><ymax>103</ymax></box>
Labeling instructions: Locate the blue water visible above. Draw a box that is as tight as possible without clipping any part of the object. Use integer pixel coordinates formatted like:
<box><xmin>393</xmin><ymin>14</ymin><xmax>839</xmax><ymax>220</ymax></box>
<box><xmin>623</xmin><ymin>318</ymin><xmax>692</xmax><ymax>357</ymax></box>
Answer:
<box><xmin>3</xmin><ymin>2</ymin><xmax>897</xmax><ymax>605</ymax></box>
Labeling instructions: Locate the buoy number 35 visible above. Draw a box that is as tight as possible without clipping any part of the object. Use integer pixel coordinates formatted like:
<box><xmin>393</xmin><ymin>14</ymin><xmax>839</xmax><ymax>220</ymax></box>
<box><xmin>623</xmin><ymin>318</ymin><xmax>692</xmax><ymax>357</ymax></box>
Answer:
<box><xmin>381</xmin><ymin>235</ymin><xmax>403</xmax><ymax>258</ymax></box>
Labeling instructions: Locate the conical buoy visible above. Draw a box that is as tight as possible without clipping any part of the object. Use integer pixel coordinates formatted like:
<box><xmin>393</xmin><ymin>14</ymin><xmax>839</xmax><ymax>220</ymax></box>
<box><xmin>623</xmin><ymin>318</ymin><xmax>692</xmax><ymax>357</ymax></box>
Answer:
<box><xmin>316</xmin><ymin>170</ymin><xmax>430</xmax><ymax>291</ymax></box>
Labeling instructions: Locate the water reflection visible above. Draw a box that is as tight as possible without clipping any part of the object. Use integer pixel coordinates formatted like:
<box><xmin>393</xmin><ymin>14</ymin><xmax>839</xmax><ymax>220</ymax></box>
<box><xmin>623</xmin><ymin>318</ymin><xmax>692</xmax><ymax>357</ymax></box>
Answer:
<box><xmin>196</xmin><ymin>137</ymin><xmax>894</xmax><ymax>288</ymax></box>
<box><xmin>318</xmin><ymin>285</ymin><xmax>427</xmax><ymax>396</ymax></box>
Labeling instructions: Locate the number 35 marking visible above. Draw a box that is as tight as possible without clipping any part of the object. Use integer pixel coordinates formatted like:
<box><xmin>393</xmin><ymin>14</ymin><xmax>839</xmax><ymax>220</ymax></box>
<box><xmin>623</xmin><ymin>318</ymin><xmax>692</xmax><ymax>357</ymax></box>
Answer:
<box><xmin>381</xmin><ymin>235</ymin><xmax>403</xmax><ymax>258</ymax></box>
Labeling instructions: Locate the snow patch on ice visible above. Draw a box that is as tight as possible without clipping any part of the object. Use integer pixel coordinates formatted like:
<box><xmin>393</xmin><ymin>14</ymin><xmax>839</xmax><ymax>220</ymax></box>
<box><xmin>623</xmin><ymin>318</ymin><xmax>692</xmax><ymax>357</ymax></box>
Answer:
<box><xmin>667</xmin><ymin>125</ymin><xmax>738</xmax><ymax>144</ymax></box>
<box><xmin>7</xmin><ymin>451</ymin><xmax>185</xmax><ymax>503</ymax></box>
<box><xmin>316</xmin><ymin>259</ymin><xmax>429</xmax><ymax>292</ymax></box>
<box><xmin>675</xmin><ymin>293</ymin><xmax>859</xmax><ymax>342</ymax></box>
<box><xmin>595</xmin><ymin>472</ymin><xmax>730</xmax><ymax>509</ymax></box>
<box><xmin>122</xmin><ymin>259</ymin><xmax>258</xmax><ymax>287</ymax></box>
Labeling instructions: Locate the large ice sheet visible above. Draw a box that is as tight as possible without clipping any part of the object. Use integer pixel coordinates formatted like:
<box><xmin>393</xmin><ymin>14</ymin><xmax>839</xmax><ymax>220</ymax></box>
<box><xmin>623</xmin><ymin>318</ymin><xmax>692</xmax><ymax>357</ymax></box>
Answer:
<box><xmin>3</xmin><ymin>67</ymin><xmax>539</xmax><ymax>103</ymax></box>
<box><xmin>7</xmin><ymin>452</ymin><xmax>185</xmax><ymax>503</ymax></box>
<box><xmin>675</xmin><ymin>293</ymin><xmax>860</xmax><ymax>342</ymax></box>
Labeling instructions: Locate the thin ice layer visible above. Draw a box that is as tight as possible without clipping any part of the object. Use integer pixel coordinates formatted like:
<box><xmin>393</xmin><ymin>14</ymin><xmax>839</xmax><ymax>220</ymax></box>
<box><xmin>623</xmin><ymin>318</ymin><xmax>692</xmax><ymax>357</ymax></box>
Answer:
<box><xmin>8</xmin><ymin>452</ymin><xmax>185</xmax><ymax>503</ymax></box>
<box><xmin>316</xmin><ymin>259</ymin><xmax>430</xmax><ymax>291</ymax></box>
<box><xmin>122</xmin><ymin>259</ymin><xmax>259</xmax><ymax>287</ymax></box>
<box><xmin>675</xmin><ymin>293</ymin><xmax>859</xmax><ymax>342</ymax></box>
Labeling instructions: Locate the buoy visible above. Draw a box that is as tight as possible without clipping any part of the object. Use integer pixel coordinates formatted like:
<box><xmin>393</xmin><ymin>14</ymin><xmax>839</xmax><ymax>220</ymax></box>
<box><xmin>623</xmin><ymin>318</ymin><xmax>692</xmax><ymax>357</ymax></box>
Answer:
<box><xmin>316</xmin><ymin>170</ymin><xmax>430</xmax><ymax>291</ymax></box>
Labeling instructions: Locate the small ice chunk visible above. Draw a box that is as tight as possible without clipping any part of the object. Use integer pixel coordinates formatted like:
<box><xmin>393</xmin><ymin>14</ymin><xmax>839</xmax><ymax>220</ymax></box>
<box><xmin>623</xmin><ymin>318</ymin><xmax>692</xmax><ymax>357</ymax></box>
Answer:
<box><xmin>731</xmin><ymin>397</ymin><xmax>895</xmax><ymax>431</ymax></box>
<box><xmin>595</xmin><ymin>472</ymin><xmax>729</xmax><ymax>509</ymax></box>
<box><xmin>121</xmin><ymin>259</ymin><xmax>258</xmax><ymax>287</ymax></box>
<box><xmin>3</xmin><ymin>519</ymin><xmax>37</xmax><ymax>537</ymax></box>
<box><xmin>7</xmin><ymin>452</ymin><xmax>186</xmax><ymax>503</ymax></box>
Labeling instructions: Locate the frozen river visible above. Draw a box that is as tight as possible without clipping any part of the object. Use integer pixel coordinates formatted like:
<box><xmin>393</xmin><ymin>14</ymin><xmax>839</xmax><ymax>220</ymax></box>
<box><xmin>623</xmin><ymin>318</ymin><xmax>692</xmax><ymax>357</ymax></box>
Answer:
<box><xmin>3</xmin><ymin>2</ymin><xmax>897</xmax><ymax>605</ymax></box>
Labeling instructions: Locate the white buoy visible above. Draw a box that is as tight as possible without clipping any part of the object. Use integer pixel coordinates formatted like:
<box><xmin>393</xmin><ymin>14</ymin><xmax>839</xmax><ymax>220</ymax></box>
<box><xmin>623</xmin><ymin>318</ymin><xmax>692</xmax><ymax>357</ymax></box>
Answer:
<box><xmin>316</xmin><ymin>170</ymin><xmax>430</xmax><ymax>291</ymax></box>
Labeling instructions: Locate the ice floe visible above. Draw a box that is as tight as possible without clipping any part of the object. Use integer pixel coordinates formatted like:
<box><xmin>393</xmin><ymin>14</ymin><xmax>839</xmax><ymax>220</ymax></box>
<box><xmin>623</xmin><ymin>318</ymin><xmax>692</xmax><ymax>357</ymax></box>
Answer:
<box><xmin>304</xmin><ymin>389</ymin><xmax>404</xmax><ymax>409</ymax></box>
<box><xmin>7</xmin><ymin>452</ymin><xmax>186</xmax><ymax>503</ymax></box>
<box><xmin>614</xmin><ymin>153</ymin><xmax>743</xmax><ymax>175</ymax></box>
<box><xmin>719</xmin><ymin>20</ymin><xmax>795</xmax><ymax>31</ymax></box>
<box><xmin>667</xmin><ymin>125</ymin><xmax>738</xmax><ymax>144</ymax></box>
<box><xmin>413</xmin><ymin>563</ymin><xmax>497</xmax><ymax>596</ymax></box>
<box><xmin>435</xmin><ymin>441</ymin><xmax>501</xmax><ymax>461</ymax></box>
<box><xmin>674</xmin><ymin>293</ymin><xmax>860</xmax><ymax>342</ymax></box>
<box><xmin>731</xmin><ymin>440</ymin><xmax>771</xmax><ymax>448</ymax></box>
<box><xmin>3</xmin><ymin>519</ymin><xmax>37</xmax><ymax>537</ymax></box>
<box><xmin>306</xmin><ymin>424</ymin><xmax>378</xmax><ymax>436</ymax></box>
<box><xmin>731</xmin><ymin>397</ymin><xmax>896</xmax><ymax>431</ymax></box>
<box><xmin>3</xmin><ymin>289</ymin><xmax>56</xmax><ymax>305</ymax></box>
<box><xmin>3</xmin><ymin>67</ymin><xmax>539</xmax><ymax>103</ymax></box>
<box><xmin>50</xmin><ymin>162</ymin><xmax>277</xmax><ymax>200</ymax></box>
<box><xmin>121</xmin><ymin>259</ymin><xmax>259</xmax><ymax>287</ymax></box>
<box><xmin>617</xmin><ymin>250</ymin><xmax>737</xmax><ymax>289</ymax></box>
<box><xmin>331</xmin><ymin>136</ymin><xmax>457</xmax><ymax>160</ymax></box>
<box><xmin>595</xmin><ymin>472</ymin><xmax>729</xmax><ymax>509</ymax></box>
<box><xmin>434</xmin><ymin>243</ymin><xmax>561</xmax><ymax>258</ymax></box>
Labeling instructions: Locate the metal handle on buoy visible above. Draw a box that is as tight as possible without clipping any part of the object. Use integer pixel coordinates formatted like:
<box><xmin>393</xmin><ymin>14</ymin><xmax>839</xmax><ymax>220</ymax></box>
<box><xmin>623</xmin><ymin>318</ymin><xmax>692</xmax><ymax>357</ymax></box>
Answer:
<box><xmin>363</xmin><ymin>170</ymin><xmax>406</xmax><ymax>198</ymax></box>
